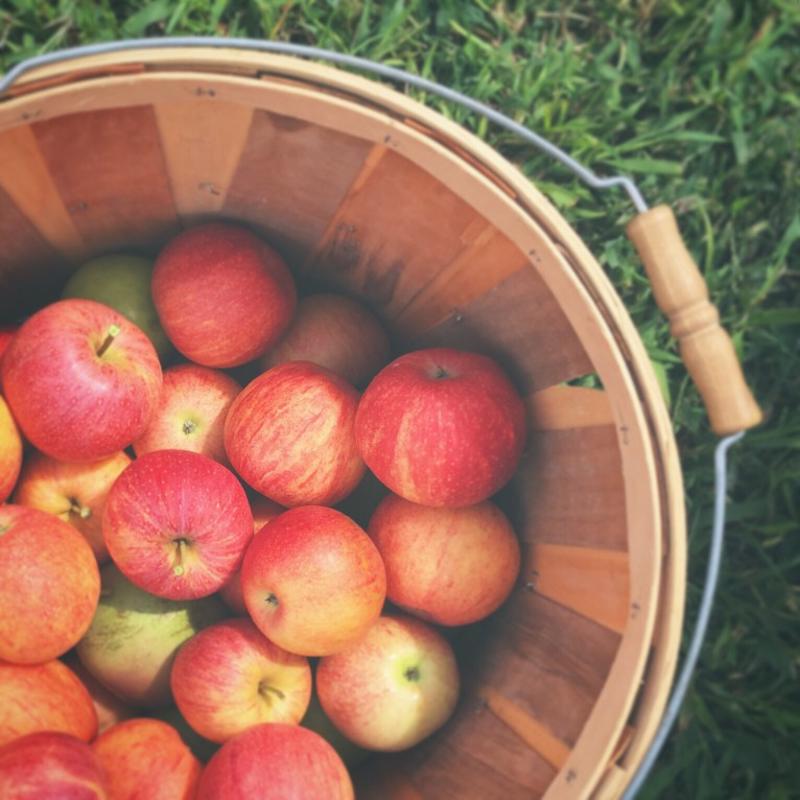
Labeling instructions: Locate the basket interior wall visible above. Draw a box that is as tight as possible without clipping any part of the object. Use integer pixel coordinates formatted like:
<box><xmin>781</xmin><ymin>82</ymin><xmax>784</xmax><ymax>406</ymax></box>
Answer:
<box><xmin>0</xmin><ymin>73</ymin><xmax>655</xmax><ymax>800</ymax></box>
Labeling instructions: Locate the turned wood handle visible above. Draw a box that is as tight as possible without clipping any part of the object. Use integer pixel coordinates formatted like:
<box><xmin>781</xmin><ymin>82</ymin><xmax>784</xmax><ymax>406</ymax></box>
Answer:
<box><xmin>627</xmin><ymin>205</ymin><xmax>762</xmax><ymax>435</ymax></box>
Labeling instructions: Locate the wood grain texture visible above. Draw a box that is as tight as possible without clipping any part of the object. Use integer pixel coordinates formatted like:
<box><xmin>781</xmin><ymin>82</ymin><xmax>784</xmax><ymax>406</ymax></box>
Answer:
<box><xmin>0</xmin><ymin>185</ymin><xmax>69</xmax><ymax>320</ymax></box>
<box><xmin>306</xmin><ymin>148</ymin><xmax>510</xmax><ymax>325</ymax></box>
<box><xmin>223</xmin><ymin>109</ymin><xmax>373</xmax><ymax>265</ymax></box>
<box><xmin>0</xmin><ymin>126</ymin><xmax>86</xmax><ymax>261</ymax></box>
<box><xmin>526</xmin><ymin>544</ymin><xmax>630</xmax><ymax>633</ymax></box>
<box><xmin>505</xmin><ymin>424</ymin><xmax>627</xmax><ymax>551</ymax></box>
<box><xmin>410</xmin><ymin>266</ymin><xmax>593</xmax><ymax>393</ymax></box>
<box><xmin>476</xmin><ymin>593</ymin><xmax>622</xmax><ymax>748</ymax></box>
<box><xmin>31</xmin><ymin>106</ymin><xmax>178</xmax><ymax>253</ymax></box>
<box><xmin>627</xmin><ymin>205</ymin><xmax>762</xmax><ymax>435</ymax></box>
<box><xmin>526</xmin><ymin>385</ymin><xmax>614</xmax><ymax>431</ymax></box>
<box><xmin>154</xmin><ymin>99</ymin><xmax>254</xmax><ymax>221</ymax></box>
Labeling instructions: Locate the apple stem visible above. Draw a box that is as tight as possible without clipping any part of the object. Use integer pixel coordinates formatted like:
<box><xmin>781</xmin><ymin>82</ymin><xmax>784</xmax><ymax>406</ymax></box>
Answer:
<box><xmin>404</xmin><ymin>666</ymin><xmax>421</xmax><ymax>682</ymax></box>
<box><xmin>69</xmin><ymin>498</ymin><xmax>92</xmax><ymax>520</ymax></box>
<box><xmin>172</xmin><ymin>537</ymin><xmax>189</xmax><ymax>577</ymax></box>
<box><xmin>258</xmin><ymin>680</ymin><xmax>285</xmax><ymax>702</ymax></box>
<box><xmin>96</xmin><ymin>324</ymin><xmax>121</xmax><ymax>358</ymax></box>
<box><xmin>265</xmin><ymin>592</ymin><xmax>280</xmax><ymax>610</ymax></box>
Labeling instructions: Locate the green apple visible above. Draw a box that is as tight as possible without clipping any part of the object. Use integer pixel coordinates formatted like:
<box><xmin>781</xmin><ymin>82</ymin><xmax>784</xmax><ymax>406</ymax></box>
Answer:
<box><xmin>76</xmin><ymin>564</ymin><xmax>227</xmax><ymax>708</ymax></box>
<box><xmin>301</xmin><ymin>692</ymin><xmax>368</xmax><ymax>768</ymax></box>
<box><xmin>62</xmin><ymin>254</ymin><xmax>173</xmax><ymax>359</ymax></box>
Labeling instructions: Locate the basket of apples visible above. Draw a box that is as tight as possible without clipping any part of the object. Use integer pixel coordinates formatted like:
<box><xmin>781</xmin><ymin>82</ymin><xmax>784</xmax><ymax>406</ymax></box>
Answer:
<box><xmin>0</xmin><ymin>41</ymin><xmax>760</xmax><ymax>799</ymax></box>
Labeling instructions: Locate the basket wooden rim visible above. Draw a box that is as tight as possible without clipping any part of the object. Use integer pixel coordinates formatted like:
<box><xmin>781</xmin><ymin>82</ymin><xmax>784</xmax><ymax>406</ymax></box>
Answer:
<box><xmin>1</xmin><ymin>47</ymin><xmax>686</xmax><ymax>798</ymax></box>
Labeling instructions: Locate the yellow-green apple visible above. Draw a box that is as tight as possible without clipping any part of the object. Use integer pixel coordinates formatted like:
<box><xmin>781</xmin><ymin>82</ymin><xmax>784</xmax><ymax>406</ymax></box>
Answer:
<box><xmin>0</xmin><ymin>395</ymin><xmax>22</xmax><ymax>503</ymax></box>
<box><xmin>241</xmin><ymin>506</ymin><xmax>386</xmax><ymax>656</ymax></box>
<box><xmin>77</xmin><ymin>564</ymin><xmax>227</xmax><ymax>708</ymax></box>
<box><xmin>171</xmin><ymin>618</ymin><xmax>311</xmax><ymax>743</ymax></box>
<box><xmin>62</xmin><ymin>654</ymin><xmax>134</xmax><ymax>735</ymax></box>
<box><xmin>195</xmin><ymin>723</ymin><xmax>354</xmax><ymax>800</ymax></box>
<box><xmin>133</xmin><ymin>364</ymin><xmax>241</xmax><ymax>463</ymax></box>
<box><xmin>0</xmin><ymin>732</ymin><xmax>108</xmax><ymax>800</ymax></box>
<box><xmin>1</xmin><ymin>299</ymin><xmax>162</xmax><ymax>462</ymax></box>
<box><xmin>152</xmin><ymin>223</ymin><xmax>296</xmax><ymax>368</ymax></box>
<box><xmin>317</xmin><ymin>614</ymin><xmax>459</xmax><ymax>751</ymax></box>
<box><xmin>355</xmin><ymin>347</ymin><xmax>526</xmax><ymax>507</ymax></box>
<box><xmin>0</xmin><ymin>505</ymin><xmax>100</xmax><ymax>663</ymax></box>
<box><xmin>219</xmin><ymin>495</ymin><xmax>283</xmax><ymax>615</ymax></box>
<box><xmin>92</xmin><ymin>718</ymin><xmax>201</xmax><ymax>800</ymax></box>
<box><xmin>62</xmin><ymin>254</ymin><xmax>173</xmax><ymax>360</ymax></box>
<box><xmin>301</xmin><ymin>692</ymin><xmax>367</xmax><ymax>767</ymax></box>
<box><xmin>0</xmin><ymin>659</ymin><xmax>97</xmax><ymax>746</ymax></box>
<box><xmin>224</xmin><ymin>362</ymin><xmax>365</xmax><ymax>507</ymax></box>
<box><xmin>368</xmin><ymin>494</ymin><xmax>520</xmax><ymax>625</ymax></box>
<box><xmin>14</xmin><ymin>450</ymin><xmax>131</xmax><ymax>562</ymax></box>
<box><xmin>103</xmin><ymin>449</ymin><xmax>253</xmax><ymax>600</ymax></box>
<box><xmin>261</xmin><ymin>293</ymin><xmax>391</xmax><ymax>386</ymax></box>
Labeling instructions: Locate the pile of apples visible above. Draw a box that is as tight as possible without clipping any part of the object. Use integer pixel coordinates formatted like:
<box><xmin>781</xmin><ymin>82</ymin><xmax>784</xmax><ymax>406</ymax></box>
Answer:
<box><xmin>0</xmin><ymin>222</ymin><xmax>527</xmax><ymax>799</ymax></box>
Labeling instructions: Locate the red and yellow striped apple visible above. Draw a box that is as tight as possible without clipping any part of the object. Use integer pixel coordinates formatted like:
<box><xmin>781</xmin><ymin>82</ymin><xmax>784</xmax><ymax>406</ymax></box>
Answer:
<box><xmin>134</xmin><ymin>364</ymin><xmax>241</xmax><ymax>464</ymax></box>
<box><xmin>0</xmin><ymin>505</ymin><xmax>99</xmax><ymax>664</ymax></box>
<box><xmin>152</xmin><ymin>223</ymin><xmax>296</xmax><ymax>368</ymax></box>
<box><xmin>93</xmin><ymin>718</ymin><xmax>201</xmax><ymax>800</ymax></box>
<box><xmin>225</xmin><ymin>362</ymin><xmax>365</xmax><ymax>507</ymax></box>
<box><xmin>355</xmin><ymin>348</ymin><xmax>526</xmax><ymax>507</ymax></box>
<box><xmin>0</xmin><ymin>732</ymin><xmax>108</xmax><ymax>800</ymax></box>
<box><xmin>241</xmin><ymin>506</ymin><xmax>386</xmax><ymax>656</ymax></box>
<box><xmin>0</xmin><ymin>395</ymin><xmax>22</xmax><ymax>503</ymax></box>
<box><xmin>1</xmin><ymin>299</ymin><xmax>162</xmax><ymax>463</ymax></box>
<box><xmin>368</xmin><ymin>494</ymin><xmax>521</xmax><ymax>626</ymax></box>
<box><xmin>0</xmin><ymin>659</ymin><xmax>97</xmax><ymax>747</ymax></box>
<box><xmin>261</xmin><ymin>293</ymin><xmax>391</xmax><ymax>386</ymax></box>
<box><xmin>195</xmin><ymin>723</ymin><xmax>354</xmax><ymax>800</ymax></box>
<box><xmin>171</xmin><ymin>618</ymin><xmax>311</xmax><ymax>743</ymax></box>
<box><xmin>103</xmin><ymin>450</ymin><xmax>253</xmax><ymax>600</ymax></box>
<box><xmin>317</xmin><ymin>614</ymin><xmax>460</xmax><ymax>751</ymax></box>
<box><xmin>14</xmin><ymin>450</ymin><xmax>131</xmax><ymax>562</ymax></box>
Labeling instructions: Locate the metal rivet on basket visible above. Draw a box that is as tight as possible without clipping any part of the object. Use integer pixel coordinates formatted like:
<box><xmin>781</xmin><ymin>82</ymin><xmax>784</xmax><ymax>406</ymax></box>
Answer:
<box><xmin>198</xmin><ymin>181</ymin><xmax>220</xmax><ymax>196</ymax></box>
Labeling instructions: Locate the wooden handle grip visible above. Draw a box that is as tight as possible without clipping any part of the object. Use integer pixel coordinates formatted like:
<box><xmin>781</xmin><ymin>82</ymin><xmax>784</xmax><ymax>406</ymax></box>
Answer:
<box><xmin>627</xmin><ymin>205</ymin><xmax>762</xmax><ymax>435</ymax></box>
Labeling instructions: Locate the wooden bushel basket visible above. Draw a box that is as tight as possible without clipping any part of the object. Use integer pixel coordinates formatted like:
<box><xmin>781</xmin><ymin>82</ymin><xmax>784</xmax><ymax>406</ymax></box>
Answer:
<box><xmin>0</xmin><ymin>43</ymin><xmax>761</xmax><ymax>798</ymax></box>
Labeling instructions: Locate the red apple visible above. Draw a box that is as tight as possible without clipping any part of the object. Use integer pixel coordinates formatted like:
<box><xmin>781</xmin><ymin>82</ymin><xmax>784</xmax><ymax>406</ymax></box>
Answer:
<box><xmin>103</xmin><ymin>450</ymin><xmax>253</xmax><ymax>600</ymax></box>
<box><xmin>171</xmin><ymin>618</ymin><xmax>311</xmax><ymax>743</ymax></box>
<box><xmin>317</xmin><ymin>614</ymin><xmax>460</xmax><ymax>751</ymax></box>
<box><xmin>77</xmin><ymin>564</ymin><xmax>227</xmax><ymax>708</ymax></box>
<box><xmin>368</xmin><ymin>494</ymin><xmax>520</xmax><ymax>625</ymax></box>
<box><xmin>14</xmin><ymin>450</ymin><xmax>131</xmax><ymax>562</ymax></box>
<box><xmin>261</xmin><ymin>293</ymin><xmax>391</xmax><ymax>386</ymax></box>
<box><xmin>241</xmin><ymin>506</ymin><xmax>386</xmax><ymax>656</ymax></box>
<box><xmin>1</xmin><ymin>299</ymin><xmax>162</xmax><ymax>462</ymax></box>
<box><xmin>152</xmin><ymin>223</ymin><xmax>296</xmax><ymax>368</ymax></box>
<box><xmin>61</xmin><ymin>655</ymin><xmax>134</xmax><ymax>735</ymax></box>
<box><xmin>355</xmin><ymin>347</ymin><xmax>526</xmax><ymax>507</ymax></box>
<box><xmin>0</xmin><ymin>395</ymin><xmax>22</xmax><ymax>503</ymax></box>
<box><xmin>134</xmin><ymin>364</ymin><xmax>241</xmax><ymax>463</ymax></box>
<box><xmin>0</xmin><ymin>505</ymin><xmax>100</xmax><ymax>664</ymax></box>
<box><xmin>0</xmin><ymin>732</ymin><xmax>108</xmax><ymax>800</ymax></box>
<box><xmin>93</xmin><ymin>718</ymin><xmax>201</xmax><ymax>800</ymax></box>
<box><xmin>224</xmin><ymin>362</ymin><xmax>365</xmax><ymax>507</ymax></box>
<box><xmin>195</xmin><ymin>723</ymin><xmax>354</xmax><ymax>800</ymax></box>
<box><xmin>219</xmin><ymin>495</ymin><xmax>283</xmax><ymax>615</ymax></box>
<box><xmin>0</xmin><ymin>659</ymin><xmax>97</xmax><ymax>746</ymax></box>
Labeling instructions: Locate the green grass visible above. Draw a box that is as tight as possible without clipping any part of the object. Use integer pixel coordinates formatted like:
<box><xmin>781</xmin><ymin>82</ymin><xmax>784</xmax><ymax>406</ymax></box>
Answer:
<box><xmin>2</xmin><ymin>1</ymin><xmax>798</xmax><ymax>797</ymax></box>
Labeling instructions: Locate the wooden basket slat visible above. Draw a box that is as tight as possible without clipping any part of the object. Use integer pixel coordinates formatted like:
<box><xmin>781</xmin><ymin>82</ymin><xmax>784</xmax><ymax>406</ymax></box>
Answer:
<box><xmin>526</xmin><ymin>544</ymin><xmax>630</xmax><ymax>634</ymax></box>
<box><xmin>31</xmin><ymin>106</ymin><xmax>179</xmax><ymax>253</ymax></box>
<box><xmin>223</xmin><ymin>108</ymin><xmax>374</xmax><ymax>266</ymax></box>
<box><xmin>154</xmin><ymin>99</ymin><xmax>254</xmax><ymax>222</ymax></box>
<box><xmin>526</xmin><ymin>385</ymin><xmax>614</xmax><ymax>431</ymax></box>
<box><xmin>0</xmin><ymin>126</ymin><xmax>86</xmax><ymax>262</ymax></box>
<box><xmin>0</xmin><ymin>185</ymin><xmax>71</xmax><ymax>317</ymax></box>
<box><xmin>410</xmin><ymin>266</ymin><xmax>594</xmax><ymax>394</ymax></box>
<box><xmin>508</xmin><ymin>425</ymin><xmax>627</xmax><ymax>551</ymax></box>
<box><xmin>304</xmin><ymin>147</ymin><xmax>500</xmax><ymax>322</ymax></box>
<box><xmin>478</xmin><ymin>594</ymin><xmax>621</xmax><ymax>747</ymax></box>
